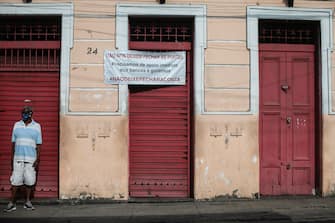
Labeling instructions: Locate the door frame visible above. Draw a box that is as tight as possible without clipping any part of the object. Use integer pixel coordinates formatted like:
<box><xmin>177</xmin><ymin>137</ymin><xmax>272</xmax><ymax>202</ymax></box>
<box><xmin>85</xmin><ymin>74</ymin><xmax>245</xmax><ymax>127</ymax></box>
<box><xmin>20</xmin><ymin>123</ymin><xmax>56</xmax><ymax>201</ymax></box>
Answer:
<box><xmin>0</xmin><ymin>3</ymin><xmax>73</xmax><ymax>116</ymax></box>
<box><xmin>247</xmin><ymin>6</ymin><xmax>333</xmax><ymax>115</ymax></box>
<box><xmin>115</xmin><ymin>4</ymin><xmax>206</xmax><ymax>115</ymax></box>
<box><xmin>116</xmin><ymin>4</ymin><xmax>206</xmax><ymax>198</ymax></box>
<box><xmin>247</xmin><ymin>6</ymin><xmax>333</xmax><ymax>196</ymax></box>
<box><xmin>0</xmin><ymin>3</ymin><xmax>73</xmax><ymax>199</ymax></box>
<box><xmin>127</xmin><ymin>21</ymin><xmax>193</xmax><ymax>197</ymax></box>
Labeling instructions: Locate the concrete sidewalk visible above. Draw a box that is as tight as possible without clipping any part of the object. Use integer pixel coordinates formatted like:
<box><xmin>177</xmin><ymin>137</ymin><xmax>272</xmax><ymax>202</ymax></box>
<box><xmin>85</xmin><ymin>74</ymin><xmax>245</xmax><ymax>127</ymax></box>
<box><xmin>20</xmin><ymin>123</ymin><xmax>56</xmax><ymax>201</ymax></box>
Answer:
<box><xmin>1</xmin><ymin>197</ymin><xmax>335</xmax><ymax>222</ymax></box>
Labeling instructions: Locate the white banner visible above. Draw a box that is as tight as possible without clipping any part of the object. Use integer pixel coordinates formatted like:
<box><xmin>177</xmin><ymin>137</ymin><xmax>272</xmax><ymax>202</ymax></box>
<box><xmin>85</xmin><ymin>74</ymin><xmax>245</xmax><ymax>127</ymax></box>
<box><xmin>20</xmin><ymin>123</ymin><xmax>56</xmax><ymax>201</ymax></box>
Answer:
<box><xmin>104</xmin><ymin>50</ymin><xmax>186</xmax><ymax>85</ymax></box>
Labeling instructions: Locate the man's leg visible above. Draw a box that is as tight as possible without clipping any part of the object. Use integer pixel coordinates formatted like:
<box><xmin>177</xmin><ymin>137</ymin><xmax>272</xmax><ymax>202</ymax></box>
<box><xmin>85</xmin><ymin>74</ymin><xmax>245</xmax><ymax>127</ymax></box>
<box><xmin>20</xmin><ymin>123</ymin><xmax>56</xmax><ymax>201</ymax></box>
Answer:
<box><xmin>4</xmin><ymin>161</ymin><xmax>24</xmax><ymax>212</ymax></box>
<box><xmin>4</xmin><ymin>184</ymin><xmax>19</xmax><ymax>212</ymax></box>
<box><xmin>3</xmin><ymin>186</ymin><xmax>18</xmax><ymax>212</ymax></box>
<box><xmin>10</xmin><ymin>185</ymin><xmax>18</xmax><ymax>203</ymax></box>
<box><xmin>23</xmin><ymin>163</ymin><xmax>36</xmax><ymax>210</ymax></box>
<box><xmin>25</xmin><ymin>185</ymin><xmax>32</xmax><ymax>202</ymax></box>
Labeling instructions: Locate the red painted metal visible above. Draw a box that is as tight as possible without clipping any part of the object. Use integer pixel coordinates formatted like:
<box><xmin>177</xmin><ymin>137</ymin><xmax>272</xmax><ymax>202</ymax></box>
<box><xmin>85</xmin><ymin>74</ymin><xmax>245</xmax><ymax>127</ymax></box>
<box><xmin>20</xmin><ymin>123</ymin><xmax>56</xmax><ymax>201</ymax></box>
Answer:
<box><xmin>128</xmin><ymin>18</ymin><xmax>192</xmax><ymax>198</ymax></box>
<box><xmin>0</xmin><ymin>16</ymin><xmax>60</xmax><ymax>198</ymax></box>
<box><xmin>0</xmin><ymin>48</ymin><xmax>60</xmax><ymax>71</ymax></box>
<box><xmin>129</xmin><ymin>42</ymin><xmax>191</xmax><ymax>51</ymax></box>
<box><xmin>0</xmin><ymin>41</ymin><xmax>60</xmax><ymax>49</ymax></box>
<box><xmin>0</xmin><ymin>72</ymin><xmax>60</xmax><ymax>198</ymax></box>
<box><xmin>259</xmin><ymin>44</ymin><xmax>315</xmax><ymax>195</ymax></box>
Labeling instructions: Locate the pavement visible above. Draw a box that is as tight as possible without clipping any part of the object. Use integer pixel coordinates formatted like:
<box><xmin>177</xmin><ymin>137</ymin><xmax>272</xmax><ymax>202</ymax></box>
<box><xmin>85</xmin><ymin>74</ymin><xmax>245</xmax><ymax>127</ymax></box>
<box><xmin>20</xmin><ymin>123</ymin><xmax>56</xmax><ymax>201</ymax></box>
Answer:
<box><xmin>1</xmin><ymin>197</ymin><xmax>335</xmax><ymax>223</ymax></box>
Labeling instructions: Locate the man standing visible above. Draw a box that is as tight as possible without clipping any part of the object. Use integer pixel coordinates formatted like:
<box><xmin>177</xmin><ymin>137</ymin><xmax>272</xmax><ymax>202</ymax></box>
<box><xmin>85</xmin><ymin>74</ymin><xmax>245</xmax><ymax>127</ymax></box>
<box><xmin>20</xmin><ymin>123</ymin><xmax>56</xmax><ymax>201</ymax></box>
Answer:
<box><xmin>4</xmin><ymin>106</ymin><xmax>42</xmax><ymax>212</ymax></box>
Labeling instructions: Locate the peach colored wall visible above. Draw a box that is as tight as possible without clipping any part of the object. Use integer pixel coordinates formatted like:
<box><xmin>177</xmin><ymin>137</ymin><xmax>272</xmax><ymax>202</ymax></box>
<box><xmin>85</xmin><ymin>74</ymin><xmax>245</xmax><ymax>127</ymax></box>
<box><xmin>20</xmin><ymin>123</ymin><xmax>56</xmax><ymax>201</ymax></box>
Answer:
<box><xmin>323</xmin><ymin>115</ymin><xmax>335</xmax><ymax>195</ymax></box>
<box><xmin>62</xmin><ymin>0</ymin><xmax>125</xmax><ymax>199</ymax></box>
<box><xmin>194</xmin><ymin>115</ymin><xmax>259</xmax><ymax>198</ymax></box>
<box><xmin>59</xmin><ymin>115</ymin><xmax>128</xmax><ymax>199</ymax></box>
<box><xmin>1</xmin><ymin>0</ymin><xmax>334</xmax><ymax>199</ymax></box>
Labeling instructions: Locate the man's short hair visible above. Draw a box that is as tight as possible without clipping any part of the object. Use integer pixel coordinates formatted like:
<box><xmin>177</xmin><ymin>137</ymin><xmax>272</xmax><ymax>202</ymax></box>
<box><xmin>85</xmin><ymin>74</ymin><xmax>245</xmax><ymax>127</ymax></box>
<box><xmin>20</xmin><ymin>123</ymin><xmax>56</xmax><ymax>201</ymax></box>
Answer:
<box><xmin>22</xmin><ymin>106</ymin><xmax>33</xmax><ymax>114</ymax></box>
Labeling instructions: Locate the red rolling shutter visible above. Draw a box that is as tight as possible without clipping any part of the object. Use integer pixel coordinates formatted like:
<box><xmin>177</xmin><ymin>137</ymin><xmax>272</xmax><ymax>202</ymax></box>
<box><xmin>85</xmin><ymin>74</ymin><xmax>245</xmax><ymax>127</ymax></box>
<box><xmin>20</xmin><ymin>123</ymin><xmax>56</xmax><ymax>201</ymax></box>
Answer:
<box><xmin>0</xmin><ymin>16</ymin><xmax>60</xmax><ymax>198</ymax></box>
<box><xmin>128</xmin><ymin>18</ymin><xmax>193</xmax><ymax>198</ymax></box>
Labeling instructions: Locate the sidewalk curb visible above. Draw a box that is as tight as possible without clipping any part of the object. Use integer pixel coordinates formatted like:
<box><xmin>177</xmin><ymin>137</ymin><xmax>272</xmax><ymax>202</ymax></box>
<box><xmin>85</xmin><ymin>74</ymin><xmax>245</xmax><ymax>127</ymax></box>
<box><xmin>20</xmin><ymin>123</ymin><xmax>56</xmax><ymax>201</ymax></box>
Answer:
<box><xmin>0</xmin><ymin>195</ymin><xmax>333</xmax><ymax>206</ymax></box>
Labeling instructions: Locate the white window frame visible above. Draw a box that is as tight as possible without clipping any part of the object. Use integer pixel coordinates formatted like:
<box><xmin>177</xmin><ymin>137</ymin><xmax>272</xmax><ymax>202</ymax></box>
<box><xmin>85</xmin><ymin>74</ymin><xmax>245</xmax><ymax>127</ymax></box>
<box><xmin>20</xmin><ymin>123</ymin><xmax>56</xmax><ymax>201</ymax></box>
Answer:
<box><xmin>247</xmin><ymin>6</ymin><xmax>333</xmax><ymax>114</ymax></box>
<box><xmin>116</xmin><ymin>4</ymin><xmax>207</xmax><ymax>115</ymax></box>
<box><xmin>0</xmin><ymin>3</ymin><xmax>74</xmax><ymax>115</ymax></box>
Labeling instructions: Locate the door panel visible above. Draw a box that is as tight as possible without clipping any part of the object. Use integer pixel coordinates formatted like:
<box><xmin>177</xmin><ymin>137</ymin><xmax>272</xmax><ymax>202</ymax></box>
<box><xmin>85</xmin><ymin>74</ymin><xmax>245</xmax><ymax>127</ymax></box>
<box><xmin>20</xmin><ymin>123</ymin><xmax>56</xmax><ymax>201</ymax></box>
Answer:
<box><xmin>260</xmin><ymin>113</ymin><xmax>283</xmax><ymax>195</ymax></box>
<box><xmin>259</xmin><ymin>50</ymin><xmax>286</xmax><ymax>195</ymax></box>
<box><xmin>261</xmin><ymin>53</ymin><xmax>283</xmax><ymax>106</ymax></box>
<box><xmin>260</xmin><ymin>44</ymin><xmax>315</xmax><ymax>195</ymax></box>
<box><xmin>0</xmin><ymin>72</ymin><xmax>59</xmax><ymax>198</ymax></box>
<box><xmin>287</xmin><ymin>50</ymin><xmax>315</xmax><ymax>194</ymax></box>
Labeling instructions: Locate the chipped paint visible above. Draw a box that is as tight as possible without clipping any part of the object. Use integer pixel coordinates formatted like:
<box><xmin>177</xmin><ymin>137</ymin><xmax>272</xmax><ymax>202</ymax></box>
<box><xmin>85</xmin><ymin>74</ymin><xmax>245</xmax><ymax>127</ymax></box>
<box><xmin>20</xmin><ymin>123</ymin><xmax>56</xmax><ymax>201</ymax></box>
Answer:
<box><xmin>194</xmin><ymin>115</ymin><xmax>259</xmax><ymax>199</ymax></box>
<box><xmin>296</xmin><ymin>117</ymin><xmax>307</xmax><ymax>129</ymax></box>
<box><xmin>219</xmin><ymin>172</ymin><xmax>231</xmax><ymax>185</ymax></box>
<box><xmin>59</xmin><ymin>115</ymin><xmax>128</xmax><ymax>199</ymax></box>
<box><xmin>93</xmin><ymin>94</ymin><xmax>103</xmax><ymax>100</ymax></box>
<box><xmin>252</xmin><ymin>155</ymin><xmax>258</xmax><ymax>164</ymax></box>
<box><xmin>204</xmin><ymin>166</ymin><xmax>209</xmax><ymax>176</ymax></box>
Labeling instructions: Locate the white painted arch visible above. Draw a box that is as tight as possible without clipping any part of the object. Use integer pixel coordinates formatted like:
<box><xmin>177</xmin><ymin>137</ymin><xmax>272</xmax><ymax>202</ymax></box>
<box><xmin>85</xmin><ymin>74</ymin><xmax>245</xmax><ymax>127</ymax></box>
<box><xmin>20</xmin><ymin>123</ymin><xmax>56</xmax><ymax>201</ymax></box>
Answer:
<box><xmin>116</xmin><ymin>4</ymin><xmax>207</xmax><ymax>115</ymax></box>
<box><xmin>0</xmin><ymin>3</ymin><xmax>74</xmax><ymax>115</ymax></box>
<box><xmin>247</xmin><ymin>6</ymin><xmax>333</xmax><ymax>114</ymax></box>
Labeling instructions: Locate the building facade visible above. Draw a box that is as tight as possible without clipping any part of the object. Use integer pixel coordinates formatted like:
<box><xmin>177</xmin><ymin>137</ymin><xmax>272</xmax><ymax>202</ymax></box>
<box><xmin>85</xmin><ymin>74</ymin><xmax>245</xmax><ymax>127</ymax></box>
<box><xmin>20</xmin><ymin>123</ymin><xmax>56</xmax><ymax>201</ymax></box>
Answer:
<box><xmin>0</xmin><ymin>0</ymin><xmax>334</xmax><ymax>200</ymax></box>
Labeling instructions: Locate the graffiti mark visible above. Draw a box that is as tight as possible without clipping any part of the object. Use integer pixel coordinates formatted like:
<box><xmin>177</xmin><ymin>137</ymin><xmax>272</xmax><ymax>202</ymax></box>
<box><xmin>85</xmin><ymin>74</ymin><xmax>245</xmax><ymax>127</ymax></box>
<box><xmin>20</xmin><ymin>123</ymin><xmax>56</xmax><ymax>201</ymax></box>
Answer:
<box><xmin>210</xmin><ymin>125</ymin><xmax>222</xmax><ymax>137</ymax></box>
<box><xmin>296</xmin><ymin>117</ymin><xmax>307</xmax><ymax>129</ymax></box>
<box><xmin>230</xmin><ymin>127</ymin><xmax>243</xmax><ymax>137</ymax></box>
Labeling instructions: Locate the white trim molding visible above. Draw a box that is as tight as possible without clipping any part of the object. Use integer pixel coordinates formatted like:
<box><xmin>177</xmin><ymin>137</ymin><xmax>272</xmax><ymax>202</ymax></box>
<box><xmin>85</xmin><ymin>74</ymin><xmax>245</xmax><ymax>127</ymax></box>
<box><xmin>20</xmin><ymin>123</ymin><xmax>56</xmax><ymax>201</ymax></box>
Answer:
<box><xmin>116</xmin><ymin>4</ymin><xmax>207</xmax><ymax>115</ymax></box>
<box><xmin>247</xmin><ymin>6</ymin><xmax>333</xmax><ymax>114</ymax></box>
<box><xmin>0</xmin><ymin>3</ymin><xmax>74</xmax><ymax>115</ymax></box>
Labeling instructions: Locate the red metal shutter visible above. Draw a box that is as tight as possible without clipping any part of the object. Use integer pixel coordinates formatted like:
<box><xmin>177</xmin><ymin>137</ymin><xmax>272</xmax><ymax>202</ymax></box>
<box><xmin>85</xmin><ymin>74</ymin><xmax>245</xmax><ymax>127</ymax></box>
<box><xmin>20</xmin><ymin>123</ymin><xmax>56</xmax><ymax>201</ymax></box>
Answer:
<box><xmin>128</xmin><ymin>18</ymin><xmax>193</xmax><ymax>198</ymax></box>
<box><xmin>0</xmin><ymin>16</ymin><xmax>60</xmax><ymax>198</ymax></box>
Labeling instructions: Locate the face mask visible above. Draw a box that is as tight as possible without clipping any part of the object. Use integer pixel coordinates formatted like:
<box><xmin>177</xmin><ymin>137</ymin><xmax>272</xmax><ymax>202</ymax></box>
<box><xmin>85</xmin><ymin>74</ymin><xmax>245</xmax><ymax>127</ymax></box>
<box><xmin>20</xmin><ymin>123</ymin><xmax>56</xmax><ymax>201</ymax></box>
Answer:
<box><xmin>22</xmin><ymin>112</ymin><xmax>31</xmax><ymax>121</ymax></box>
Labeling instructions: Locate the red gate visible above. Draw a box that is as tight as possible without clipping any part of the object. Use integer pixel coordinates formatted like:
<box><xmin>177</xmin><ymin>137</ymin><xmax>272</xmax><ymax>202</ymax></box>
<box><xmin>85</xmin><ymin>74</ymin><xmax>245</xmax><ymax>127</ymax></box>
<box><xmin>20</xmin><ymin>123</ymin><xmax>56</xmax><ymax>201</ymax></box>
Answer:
<box><xmin>128</xmin><ymin>18</ymin><xmax>193</xmax><ymax>198</ymax></box>
<box><xmin>259</xmin><ymin>44</ymin><xmax>315</xmax><ymax>195</ymax></box>
<box><xmin>0</xmin><ymin>16</ymin><xmax>60</xmax><ymax>198</ymax></box>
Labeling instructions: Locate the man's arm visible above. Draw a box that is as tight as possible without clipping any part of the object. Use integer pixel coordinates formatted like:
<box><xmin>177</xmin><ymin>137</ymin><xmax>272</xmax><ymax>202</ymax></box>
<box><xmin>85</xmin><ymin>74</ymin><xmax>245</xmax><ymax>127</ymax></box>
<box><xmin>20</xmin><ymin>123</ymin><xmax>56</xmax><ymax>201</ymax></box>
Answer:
<box><xmin>33</xmin><ymin>144</ymin><xmax>41</xmax><ymax>169</ymax></box>
<box><xmin>11</xmin><ymin>142</ymin><xmax>15</xmax><ymax>171</ymax></box>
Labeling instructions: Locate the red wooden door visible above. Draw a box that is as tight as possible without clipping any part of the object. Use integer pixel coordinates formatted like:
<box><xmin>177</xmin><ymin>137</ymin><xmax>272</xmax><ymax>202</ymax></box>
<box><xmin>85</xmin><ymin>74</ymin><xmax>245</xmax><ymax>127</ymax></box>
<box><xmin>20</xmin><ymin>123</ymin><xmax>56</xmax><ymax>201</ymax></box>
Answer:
<box><xmin>260</xmin><ymin>44</ymin><xmax>315</xmax><ymax>195</ymax></box>
<box><xmin>128</xmin><ymin>18</ymin><xmax>192</xmax><ymax>198</ymax></box>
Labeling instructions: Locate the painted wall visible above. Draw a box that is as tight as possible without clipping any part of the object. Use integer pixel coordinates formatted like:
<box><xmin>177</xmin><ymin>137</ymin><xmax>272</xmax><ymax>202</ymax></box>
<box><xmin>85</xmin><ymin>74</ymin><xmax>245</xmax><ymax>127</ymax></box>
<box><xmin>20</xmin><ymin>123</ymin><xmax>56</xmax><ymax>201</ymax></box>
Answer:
<box><xmin>194</xmin><ymin>115</ymin><xmax>259</xmax><ymax>198</ymax></box>
<box><xmin>59</xmin><ymin>115</ymin><xmax>128</xmax><ymax>199</ymax></box>
<box><xmin>323</xmin><ymin>115</ymin><xmax>335</xmax><ymax>196</ymax></box>
<box><xmin>1</xmin><ymin>0</ymin><xmax>334</xmax><ymax>199</ymax></box>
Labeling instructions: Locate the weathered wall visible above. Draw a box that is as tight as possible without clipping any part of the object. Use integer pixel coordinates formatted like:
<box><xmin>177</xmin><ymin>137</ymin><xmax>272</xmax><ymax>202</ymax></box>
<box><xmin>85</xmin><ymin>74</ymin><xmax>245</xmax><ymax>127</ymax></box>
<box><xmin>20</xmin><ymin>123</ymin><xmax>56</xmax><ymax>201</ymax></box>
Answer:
<box><xmin>1</xmin><ymin>0</ymin><xmax>334</xmax><ymax>199</ymax></box>
<box><xmin>59</xmin><ymin>115</ymin><xmax>128</xmax><ymax>199</ymax></box>
<box><xmin>194</xmin><ymin>115</ymin><xmax>259</xmax><ymax>199</ymax></box>
<box><xmin>323</xmin><ymin>115</ymin><xmax>335</xmax><ymax>196</ymax></box>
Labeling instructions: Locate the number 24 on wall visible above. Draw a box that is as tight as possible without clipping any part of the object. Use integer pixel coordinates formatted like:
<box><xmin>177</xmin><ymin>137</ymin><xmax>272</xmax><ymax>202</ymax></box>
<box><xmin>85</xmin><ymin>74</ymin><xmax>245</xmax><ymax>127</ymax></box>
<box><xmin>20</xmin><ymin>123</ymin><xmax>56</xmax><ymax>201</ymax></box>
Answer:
<box><xmin>87</xmin><ymin>47</ymin><xmax>98</xmax><ymax>55</ymax></box>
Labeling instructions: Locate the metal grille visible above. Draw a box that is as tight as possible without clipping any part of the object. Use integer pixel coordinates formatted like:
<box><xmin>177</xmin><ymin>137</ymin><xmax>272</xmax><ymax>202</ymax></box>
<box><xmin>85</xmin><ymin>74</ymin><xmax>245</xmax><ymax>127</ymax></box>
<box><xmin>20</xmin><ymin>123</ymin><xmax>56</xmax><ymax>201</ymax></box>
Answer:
<box><xmin>0</xmin><ymin>48</ymin><xmax>60</xmax><ymax>71</ymax></box>
<box><xmin>0</xmin><ymin>16</ymin><xmax>61</xmax><ymax>71</ymax></box>
<box><xmin>259</xmin><ymin>20</ymin><xmax>318</xmax><ymax>44</ymax></box>
<box><xmin>129</xmin><ymin>18</ymin><xmax>193</xmax><ymax>42</ymax></box>
<box><xmin>0</xmin><ymin>16</ymin><xmax>61</xmax><ymax>41</ymax></box>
